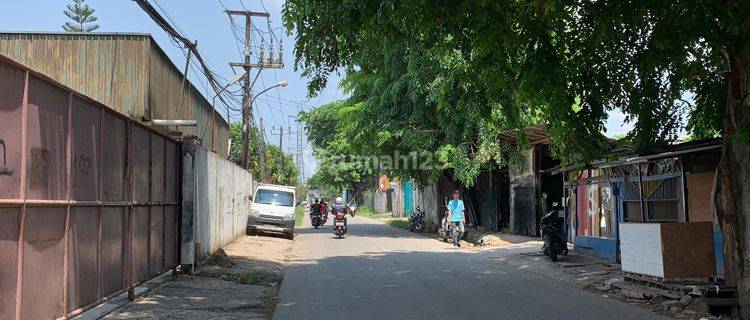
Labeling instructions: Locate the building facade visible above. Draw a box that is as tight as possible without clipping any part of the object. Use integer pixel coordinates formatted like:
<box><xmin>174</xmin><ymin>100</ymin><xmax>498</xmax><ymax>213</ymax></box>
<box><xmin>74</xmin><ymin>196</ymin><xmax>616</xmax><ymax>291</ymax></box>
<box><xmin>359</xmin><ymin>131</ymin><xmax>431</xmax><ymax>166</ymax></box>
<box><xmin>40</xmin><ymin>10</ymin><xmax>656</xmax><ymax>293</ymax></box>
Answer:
<box><xmin>563</xmin><ymin>139</ymin><xmax>723</xmax><ymax>278</ymax></box>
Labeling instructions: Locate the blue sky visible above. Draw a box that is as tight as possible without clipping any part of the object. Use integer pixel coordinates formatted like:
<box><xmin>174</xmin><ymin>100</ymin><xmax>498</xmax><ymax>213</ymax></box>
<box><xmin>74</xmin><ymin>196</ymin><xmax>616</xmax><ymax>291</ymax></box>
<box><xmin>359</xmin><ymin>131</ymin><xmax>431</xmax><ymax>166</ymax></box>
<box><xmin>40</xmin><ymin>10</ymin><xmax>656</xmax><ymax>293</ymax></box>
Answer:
<box><xmin>0</xmin><ymin>0</ymin><xmax>637</xmax><ymax>179</ymax></box>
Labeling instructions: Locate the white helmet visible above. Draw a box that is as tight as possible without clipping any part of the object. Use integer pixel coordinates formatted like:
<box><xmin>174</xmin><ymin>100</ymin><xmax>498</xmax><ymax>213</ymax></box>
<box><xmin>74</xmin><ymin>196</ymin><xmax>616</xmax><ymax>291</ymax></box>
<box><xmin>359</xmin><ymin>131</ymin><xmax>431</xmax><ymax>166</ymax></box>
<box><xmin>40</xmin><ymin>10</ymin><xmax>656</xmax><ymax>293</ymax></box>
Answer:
<box><xmin>335</xmin><ymin>197</ymin><xmax>343</xmax><ymax>204</ymax></box>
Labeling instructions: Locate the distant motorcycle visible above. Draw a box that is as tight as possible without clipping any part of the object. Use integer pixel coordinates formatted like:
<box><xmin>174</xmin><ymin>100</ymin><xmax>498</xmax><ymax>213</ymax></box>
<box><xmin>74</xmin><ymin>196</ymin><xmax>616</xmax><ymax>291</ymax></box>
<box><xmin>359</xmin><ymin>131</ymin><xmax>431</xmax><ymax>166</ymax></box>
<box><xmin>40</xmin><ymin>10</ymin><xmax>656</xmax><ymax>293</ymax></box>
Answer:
<box><xmin>348</xmin><ymin>201</ymin><xmax>357</xmax><ymax>216</ymax></box>
<box><xmin>540</xmin><ymin>202</ymin><xmax>568</xmax><ymax>261</ymax></box>
<box><xmin>333</xmin><ymin>211</ymin><xmax>347</xmax><ymax>238</ymax></box>
<box><xmin>311</xmin><ymin>211</ymin><xmax>323</xmax><ymax>229</ymax></box>
<box><xmin>409</xmin><ymin>206</ymin><xmax>426</xmax><ymax>233</ymax></box>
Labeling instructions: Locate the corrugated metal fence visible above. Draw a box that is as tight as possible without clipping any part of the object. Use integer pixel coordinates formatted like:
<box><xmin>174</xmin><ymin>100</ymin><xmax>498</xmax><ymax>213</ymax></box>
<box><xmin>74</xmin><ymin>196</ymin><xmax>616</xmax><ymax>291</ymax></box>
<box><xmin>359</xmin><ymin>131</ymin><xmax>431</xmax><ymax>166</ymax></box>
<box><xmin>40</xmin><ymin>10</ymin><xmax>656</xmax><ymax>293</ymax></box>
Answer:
<box><xmin>0</xmin><ymin>56</ymin><xmax>180</xmax><ymax>320</ymax></box>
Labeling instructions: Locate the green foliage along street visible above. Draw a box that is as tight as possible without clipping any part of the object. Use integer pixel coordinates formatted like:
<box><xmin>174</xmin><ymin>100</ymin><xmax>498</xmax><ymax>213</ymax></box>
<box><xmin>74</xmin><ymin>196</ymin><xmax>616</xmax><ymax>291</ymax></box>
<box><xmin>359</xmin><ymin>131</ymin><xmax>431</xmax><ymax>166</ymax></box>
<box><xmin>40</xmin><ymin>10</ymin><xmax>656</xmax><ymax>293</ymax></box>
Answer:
<box><xmin>283</xmin><ymin>0</ymin><xmax>750</xmax><ymax>314</ymax></box>
<box><xmin>286</xmin><ymin>0</ymin><xmax>744</xmax><ymax>186</ymax></box>
<box><xmin>228</xmin><ymin>122</ymin><xmax>299</xmax><ymax>186</ymax></box>
<box><xmin>294</xmin><ymin>205</ymin><xmax>304</xmax><ymax>227</ymax></box>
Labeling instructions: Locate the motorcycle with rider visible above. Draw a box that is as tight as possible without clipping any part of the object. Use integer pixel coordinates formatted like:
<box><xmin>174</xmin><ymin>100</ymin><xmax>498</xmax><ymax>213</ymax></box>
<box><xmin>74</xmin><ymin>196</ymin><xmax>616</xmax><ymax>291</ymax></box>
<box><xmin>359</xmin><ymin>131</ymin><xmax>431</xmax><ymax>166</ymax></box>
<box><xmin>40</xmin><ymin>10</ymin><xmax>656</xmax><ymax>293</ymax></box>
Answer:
<box><xmin>310</xmin><ymin>198</ymin><xmax>324</xmax><ymax>228</ymax></box>
<box><xmin>331</xmin><ymin>197</ymin><xmax>353</xmax><ymax>238</ymax></box>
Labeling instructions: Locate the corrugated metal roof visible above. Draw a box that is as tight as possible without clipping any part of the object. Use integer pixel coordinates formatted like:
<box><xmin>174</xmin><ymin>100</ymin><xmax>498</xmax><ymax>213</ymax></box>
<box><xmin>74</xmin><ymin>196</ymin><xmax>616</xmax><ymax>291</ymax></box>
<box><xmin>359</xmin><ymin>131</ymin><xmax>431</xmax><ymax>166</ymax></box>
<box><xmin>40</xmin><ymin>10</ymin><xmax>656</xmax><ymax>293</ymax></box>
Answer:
<box><xmin>0</xmin><ymin>31</ymin><xmax>152</xmax><ymax>36</ymax></box>
<box><xmin>0</xmin><ymin>31</ymin><xmax>230</xmax><ymax>156</ymax></box>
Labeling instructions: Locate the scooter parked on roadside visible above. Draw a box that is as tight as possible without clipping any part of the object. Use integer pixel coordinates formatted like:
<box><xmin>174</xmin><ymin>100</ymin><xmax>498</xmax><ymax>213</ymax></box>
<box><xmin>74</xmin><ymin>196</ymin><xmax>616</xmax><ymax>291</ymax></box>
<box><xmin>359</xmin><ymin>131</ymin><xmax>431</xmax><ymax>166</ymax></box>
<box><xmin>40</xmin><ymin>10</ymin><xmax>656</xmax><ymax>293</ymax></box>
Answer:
<box><xmin>409</xmin><ymin>206</ymin><xmax>426</xmax><ymax>233</ymax></box>
<box><xmin>438</xmin><ymin>205</ymin><xmax>452</xmax><ymax>242</ymax></box>
<box><xmin>539</xmin><ymin>202</ymin><xmax>568</xmax><ymax>261</ymax></box>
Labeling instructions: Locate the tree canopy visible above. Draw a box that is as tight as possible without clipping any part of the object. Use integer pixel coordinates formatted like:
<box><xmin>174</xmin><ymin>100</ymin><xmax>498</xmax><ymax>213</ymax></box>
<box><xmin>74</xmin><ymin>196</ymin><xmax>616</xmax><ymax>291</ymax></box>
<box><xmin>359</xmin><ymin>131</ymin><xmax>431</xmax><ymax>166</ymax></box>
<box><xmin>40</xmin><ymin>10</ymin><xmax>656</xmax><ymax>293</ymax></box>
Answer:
<box><xmin>300</xmin><ymin>102</ymin><xmax>376</xmax><ymax>199</ymax></box>
<box><xmin>228</xmin><ymin>122</ymin><xmax>299</xmax><ymax>186</ymax></box>
<box><xmin>285</xmin><ymin>0</ymin><xmax>746</xmax><ymax>187</ymax></box>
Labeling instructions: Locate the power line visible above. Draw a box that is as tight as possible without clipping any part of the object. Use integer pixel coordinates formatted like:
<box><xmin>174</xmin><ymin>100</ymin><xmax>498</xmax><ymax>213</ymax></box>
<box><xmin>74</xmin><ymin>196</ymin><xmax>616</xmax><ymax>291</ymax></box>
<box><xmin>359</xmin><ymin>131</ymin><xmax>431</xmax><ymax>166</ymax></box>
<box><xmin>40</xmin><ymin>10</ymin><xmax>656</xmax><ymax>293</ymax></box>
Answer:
<box><xmin>133</xmin><ymin>0</ymin><xmax>236</xmax><ymax>122</ymax></box>
<box><xmin>225</xmin><ymin>8</ymin><xmax>284</xmax><ymax>180</ymax></box>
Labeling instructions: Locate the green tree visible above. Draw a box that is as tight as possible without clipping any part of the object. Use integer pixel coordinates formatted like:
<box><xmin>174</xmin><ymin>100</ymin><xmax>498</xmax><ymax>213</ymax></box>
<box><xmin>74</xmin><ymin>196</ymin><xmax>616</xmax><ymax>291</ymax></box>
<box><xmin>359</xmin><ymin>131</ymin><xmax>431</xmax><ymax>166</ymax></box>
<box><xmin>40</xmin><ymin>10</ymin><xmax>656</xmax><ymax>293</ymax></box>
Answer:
<box><xmin>228</xmin><ymin>122</ymin><xmax>261</xmax><ymax>174</ymax></box>
<box><xmin>300</xmin><ymin>102</ymin><xmax>377</xmax><ymax>201</ymax></box>
<box><xmin>265</xmin><ymin>145</ymin><xmax>299</xmax><ymax>186</ymax></box>
<box><xmin>284</xmin><ymin>0</ymin><xmax>750</xmax><ymax>311</ymax></box>
<box><xmin>307</xmin><ymin>171</ymin><xmax>341</xmax><ymax>200</ymax></box>
<box><xmin>296</xmin><ymin>183</ymin><xmax>309</xmax><ymax>202</ymax></box>
<box><xmin>228</xmin><ymin>122</ymin><xmax>299</xmax><ymax>186</ymax></box>
<box><xmin>62</xmin><ymin>0</ymin><xmax>100</xmax><ymax>32</ymax></box>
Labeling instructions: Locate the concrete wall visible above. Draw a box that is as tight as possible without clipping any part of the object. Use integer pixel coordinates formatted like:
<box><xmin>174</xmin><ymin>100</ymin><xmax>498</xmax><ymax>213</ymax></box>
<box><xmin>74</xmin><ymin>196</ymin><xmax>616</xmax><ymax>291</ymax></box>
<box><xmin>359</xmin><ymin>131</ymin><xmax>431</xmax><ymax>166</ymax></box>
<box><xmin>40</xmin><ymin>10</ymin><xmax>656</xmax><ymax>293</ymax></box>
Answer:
<box><xmin>373</xmin><ymin>180</ymin><xmax>405</xmax><ymax>217</ymax></box>
<box><xmin>413</xmin><ymin>182</ymin><xmax>441</xmax><ymax>231</ymax></box>
<box><xmin>373</xmin><ymin>189</ymin><xmax>388</xmax><ymax>214</ymax></box>
<box><xmin>181</xmin><ymin>139</ymin><xmax>255</xmax><ymax>266</ymax></box>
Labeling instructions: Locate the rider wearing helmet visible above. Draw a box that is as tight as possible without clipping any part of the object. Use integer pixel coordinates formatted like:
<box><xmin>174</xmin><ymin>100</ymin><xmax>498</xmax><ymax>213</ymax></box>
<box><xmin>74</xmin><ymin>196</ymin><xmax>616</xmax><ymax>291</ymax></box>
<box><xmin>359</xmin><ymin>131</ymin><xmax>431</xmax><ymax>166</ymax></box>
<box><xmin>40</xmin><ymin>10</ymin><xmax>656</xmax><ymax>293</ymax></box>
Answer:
<box><xmin>331</xmin><ymin>197</ymin><xmax>352</xmax><ymax>226</ymax></box>
<box><xmin>310</xmin><ymin>198</ymin><xmax>321</xmax><ymax>219</ymax></box>
<box><xmin>331</xmin><ymin>197</ymin><xmax>349</xmax><ymax>215</ymax></box>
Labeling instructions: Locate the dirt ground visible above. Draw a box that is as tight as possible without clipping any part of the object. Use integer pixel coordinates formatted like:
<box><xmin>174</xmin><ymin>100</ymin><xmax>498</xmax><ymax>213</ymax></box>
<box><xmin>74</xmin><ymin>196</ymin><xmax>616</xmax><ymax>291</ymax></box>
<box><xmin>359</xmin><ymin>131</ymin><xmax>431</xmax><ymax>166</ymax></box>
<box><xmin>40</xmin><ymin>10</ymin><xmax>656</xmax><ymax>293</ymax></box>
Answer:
<box><xmin>104</xmin><ymin>235</ymin><xmax>294</xmax><ymax>320</ymax></box>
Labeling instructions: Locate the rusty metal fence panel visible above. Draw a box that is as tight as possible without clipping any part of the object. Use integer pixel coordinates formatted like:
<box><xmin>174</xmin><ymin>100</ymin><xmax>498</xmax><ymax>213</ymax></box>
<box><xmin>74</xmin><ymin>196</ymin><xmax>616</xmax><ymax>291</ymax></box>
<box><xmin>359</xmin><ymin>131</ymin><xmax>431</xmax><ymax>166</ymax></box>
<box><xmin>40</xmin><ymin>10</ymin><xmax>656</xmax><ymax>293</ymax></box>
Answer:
<box><xmin>0</xmin><ymin>55</ymin><xmax>180</xmax><ymax>320</ymax></box>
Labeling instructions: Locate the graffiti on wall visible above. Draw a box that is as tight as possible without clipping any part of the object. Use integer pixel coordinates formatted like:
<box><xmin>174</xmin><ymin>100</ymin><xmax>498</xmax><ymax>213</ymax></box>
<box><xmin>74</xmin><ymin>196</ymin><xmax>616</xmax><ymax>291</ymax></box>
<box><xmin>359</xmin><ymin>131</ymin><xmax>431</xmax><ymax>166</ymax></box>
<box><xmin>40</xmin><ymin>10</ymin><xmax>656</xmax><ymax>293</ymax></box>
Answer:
<box><xmin>29</xmin><ymin>147</ymin><xmax>49</xmax><ymax>189</ymax></box>
<box><xmin>0</xmin><ymin>139</ymin><xmax>13</xmax><ymax>176</ymax></box>
<box><xmin>72</xmin><ymin>155</ymin><xmax>92</xmax><ymax>186</ymax></box>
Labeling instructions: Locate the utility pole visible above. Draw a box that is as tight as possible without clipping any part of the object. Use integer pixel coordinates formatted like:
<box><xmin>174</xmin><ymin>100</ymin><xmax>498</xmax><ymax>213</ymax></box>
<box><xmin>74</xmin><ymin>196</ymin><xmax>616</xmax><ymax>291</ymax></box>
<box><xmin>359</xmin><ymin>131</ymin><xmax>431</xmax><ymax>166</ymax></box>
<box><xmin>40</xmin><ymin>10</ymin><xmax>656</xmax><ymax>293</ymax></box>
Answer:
<box><xmin>271</xmin><ymin>126</ymin><xmax>292</xmax><ymax>154</ymax></box>
<box><xmin>271</xmin><ymin>126</ymin><xmax>294</xmax><ymax>154</ymax></box>
<box><xmin>271</xmin><ymin>126</ymin><xmax>294</xmax><ymax>178</ymax></box>
<box><xmin>259</xmin><ymin>117</ymin><xmax>267</xmax><ymax>180</ymax></box>
<box><xmin>289</xmin><ymin>112</ymin><xmax>304</xmax><ymax>183</ymax></box>
<box><xmin>227</xmin><ymin>9</ymin><xmax>284</xmax><ymax>179</ymax></box>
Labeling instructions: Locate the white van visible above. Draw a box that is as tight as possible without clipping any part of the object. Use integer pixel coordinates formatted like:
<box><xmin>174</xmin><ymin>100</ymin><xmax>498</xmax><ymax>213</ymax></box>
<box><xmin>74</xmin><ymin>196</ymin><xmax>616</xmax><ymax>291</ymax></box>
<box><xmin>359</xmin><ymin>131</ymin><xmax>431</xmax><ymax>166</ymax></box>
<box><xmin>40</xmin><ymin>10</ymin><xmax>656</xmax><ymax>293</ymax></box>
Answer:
<box><xmin>246</xmin><ymin>184</ymin><xmax>296</xmax><ymax>239</ymax></box>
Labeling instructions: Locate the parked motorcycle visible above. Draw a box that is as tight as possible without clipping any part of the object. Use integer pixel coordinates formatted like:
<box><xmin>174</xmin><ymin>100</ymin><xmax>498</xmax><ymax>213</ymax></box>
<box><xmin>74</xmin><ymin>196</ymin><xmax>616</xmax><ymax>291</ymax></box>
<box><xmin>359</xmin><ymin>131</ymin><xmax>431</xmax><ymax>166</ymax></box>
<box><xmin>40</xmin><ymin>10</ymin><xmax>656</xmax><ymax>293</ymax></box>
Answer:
<box><xmin>539</xmin><ymin>202</ymin><xmax>568</xmax><ymax>261</ymax></box>
<box><xmin>409</xmin><ymin>206</ymin><xmax>426</xmax><ymax>233</ymax></box>
<box><xmin>438</xmin><ymin>205</ymin><xmax>452</xmax><ymax>242</ymax></box>
<box><xmin>333</xmin><ymin>211</ymin><xmax>347</xmax><ymax>238</ymax></box>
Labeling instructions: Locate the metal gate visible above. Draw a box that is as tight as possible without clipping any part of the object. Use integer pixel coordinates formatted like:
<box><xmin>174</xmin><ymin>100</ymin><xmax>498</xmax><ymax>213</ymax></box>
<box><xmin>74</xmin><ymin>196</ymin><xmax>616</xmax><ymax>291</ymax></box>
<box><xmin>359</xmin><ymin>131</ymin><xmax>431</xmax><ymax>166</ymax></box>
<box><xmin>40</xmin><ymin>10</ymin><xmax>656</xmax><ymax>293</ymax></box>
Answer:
<box><xmin>0</xmin><ymin>56</ymin><xmax>180</xmax><ymax>320</ymax></box>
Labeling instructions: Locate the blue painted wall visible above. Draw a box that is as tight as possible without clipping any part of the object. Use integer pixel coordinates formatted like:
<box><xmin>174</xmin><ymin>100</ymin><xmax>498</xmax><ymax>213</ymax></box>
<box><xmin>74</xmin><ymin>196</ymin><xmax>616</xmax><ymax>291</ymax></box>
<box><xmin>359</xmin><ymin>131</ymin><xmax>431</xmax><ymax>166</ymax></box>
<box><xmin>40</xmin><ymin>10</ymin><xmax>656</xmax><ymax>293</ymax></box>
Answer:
<box><xmin>574</xmin><ymin>236</ymin><xmax>618</xmax><ymax>262</ymax></box>
<box><xmin>714</xmin><ymin>225</ymin><xmax>724</xmax><ymax>279</ymax></box>
<box><xmin>403</xmin><ymin>180</ymin><xmax>414</xmax><ymax>215</ymax></box>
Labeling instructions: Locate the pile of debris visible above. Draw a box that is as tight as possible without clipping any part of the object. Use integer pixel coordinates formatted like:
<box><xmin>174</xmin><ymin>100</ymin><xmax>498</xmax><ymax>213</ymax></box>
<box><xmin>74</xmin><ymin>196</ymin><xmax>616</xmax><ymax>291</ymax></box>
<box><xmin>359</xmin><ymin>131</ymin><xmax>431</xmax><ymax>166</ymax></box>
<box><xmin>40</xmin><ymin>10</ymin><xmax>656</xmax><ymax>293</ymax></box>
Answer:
<box><xmin>464</xmin><ymin>230</ymin><xmax>504</xmax><ymax>246</ymax></box>
<box><xmin>201</xmin><ymin>249</ymin><xmax>235</xmax><ymax>268</ymax></box>
<box><xmin>594</xmin><ymin>273</ymin><xmax>738</xmax><ymax>319</ymax></box>
<box><xmin>463</xmin><ymin>230</ymin><xmax>542</xmax><ymax>247</ymax></box>
<box><xmin>542</xmin><ymin>256</ymin><xmax>739</xmax><ymax>319</ymax></box>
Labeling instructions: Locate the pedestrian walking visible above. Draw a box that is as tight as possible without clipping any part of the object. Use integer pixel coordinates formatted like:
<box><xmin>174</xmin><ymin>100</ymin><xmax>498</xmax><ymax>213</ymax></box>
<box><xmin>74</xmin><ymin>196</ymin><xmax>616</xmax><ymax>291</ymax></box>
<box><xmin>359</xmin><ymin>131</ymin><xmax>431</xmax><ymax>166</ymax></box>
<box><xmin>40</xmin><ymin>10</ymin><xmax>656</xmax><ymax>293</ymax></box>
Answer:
<box><xmin>448</xmin><ymin>190</ymin><xmax>465</xmax><ymax>248</ymax></box>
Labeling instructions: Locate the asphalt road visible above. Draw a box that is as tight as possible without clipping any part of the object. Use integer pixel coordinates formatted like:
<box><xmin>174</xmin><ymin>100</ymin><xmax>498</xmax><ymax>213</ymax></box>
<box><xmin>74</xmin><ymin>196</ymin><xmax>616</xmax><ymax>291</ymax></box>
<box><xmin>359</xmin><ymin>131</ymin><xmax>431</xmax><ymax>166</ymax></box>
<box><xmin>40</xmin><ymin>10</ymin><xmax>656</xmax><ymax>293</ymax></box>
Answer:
<box><xmin>274</xmin><ymin>216</ymin><xmax>665</xmax><ymax>320</ymax></box>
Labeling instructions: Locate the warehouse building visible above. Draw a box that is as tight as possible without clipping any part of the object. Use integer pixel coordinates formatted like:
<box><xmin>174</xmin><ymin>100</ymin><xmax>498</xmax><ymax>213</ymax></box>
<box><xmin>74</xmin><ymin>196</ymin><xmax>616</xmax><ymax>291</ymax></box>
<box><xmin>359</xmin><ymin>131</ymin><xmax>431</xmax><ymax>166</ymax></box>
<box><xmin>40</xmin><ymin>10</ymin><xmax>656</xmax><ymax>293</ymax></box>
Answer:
<box><xmin>0</xmin><ymin>31</ymin><xmax>230</xmax><ymax>156</ymax></box>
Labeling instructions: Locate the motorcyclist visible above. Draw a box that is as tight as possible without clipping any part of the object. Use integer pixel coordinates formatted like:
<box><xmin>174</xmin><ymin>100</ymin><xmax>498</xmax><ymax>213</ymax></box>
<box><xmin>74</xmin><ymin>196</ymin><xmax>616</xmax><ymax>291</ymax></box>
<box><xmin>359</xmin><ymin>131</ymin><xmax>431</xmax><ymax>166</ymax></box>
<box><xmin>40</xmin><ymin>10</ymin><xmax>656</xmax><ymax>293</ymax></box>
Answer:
<box><xmin>331</xmin><ymin>197</ymin><xmax>352</xmax><ymax>225</ymax></box>
<box><xmin>309</xmin><ymin>198</ymin><xmax>321</xmax><ymax>220</ymax></box>
<box><xmin>320</xmin><ymin>198</ymin><xmax>328</xmax><ymax>219</ymax></box>
<box><xmin>348</xmin><ymin>200</ymin><xmax>357</xmax><ymax>216</ymax></box>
